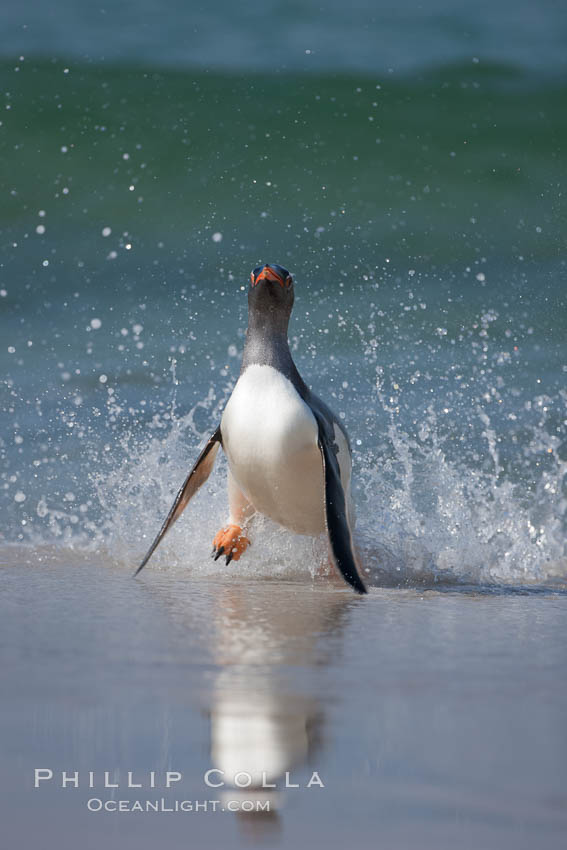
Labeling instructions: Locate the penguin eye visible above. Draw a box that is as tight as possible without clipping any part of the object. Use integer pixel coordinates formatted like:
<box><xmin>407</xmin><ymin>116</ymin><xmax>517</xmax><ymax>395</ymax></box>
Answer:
<box><xmin>284</xmin><ymin>275</ymin><xmax>293</xmax><ymax>287</ymax></box>
<box><xmin>251</xmin><ymin>266</ymin><xmax>264</xmax><ymax>286</ymax></box>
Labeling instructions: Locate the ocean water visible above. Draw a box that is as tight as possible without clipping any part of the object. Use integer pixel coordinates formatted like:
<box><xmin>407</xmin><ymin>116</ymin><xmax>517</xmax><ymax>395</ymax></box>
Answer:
<box><xmin>1</xmin><ymin>2</ymin><xmax>566</xmax><ymax>847</ymax></box>
<box><xmin>1</xmin><ymin>56</ymin><xmax>565</xmax><ymax>586</ymax></box>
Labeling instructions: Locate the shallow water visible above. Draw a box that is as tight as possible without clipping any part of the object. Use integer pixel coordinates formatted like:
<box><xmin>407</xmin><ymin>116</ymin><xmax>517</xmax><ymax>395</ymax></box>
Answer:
<box><xmin>1</xmin><ymin>550</ymin><xmax>566</xmax><ymax>849</ymax></box>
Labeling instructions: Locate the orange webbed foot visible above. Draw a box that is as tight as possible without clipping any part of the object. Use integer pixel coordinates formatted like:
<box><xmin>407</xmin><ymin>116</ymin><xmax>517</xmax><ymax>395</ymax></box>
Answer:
<box><xmin>212</xmin><ymin>524</ymin><xmax>250</xmax><ymax>565</ymax></box>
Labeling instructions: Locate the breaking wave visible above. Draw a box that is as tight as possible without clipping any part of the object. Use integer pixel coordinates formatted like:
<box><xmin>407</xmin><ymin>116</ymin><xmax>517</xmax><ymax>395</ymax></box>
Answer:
<box><xmin>5</xmin><ymin>378</ymin><xmax>565</xmax><ymax>592</ymax></box>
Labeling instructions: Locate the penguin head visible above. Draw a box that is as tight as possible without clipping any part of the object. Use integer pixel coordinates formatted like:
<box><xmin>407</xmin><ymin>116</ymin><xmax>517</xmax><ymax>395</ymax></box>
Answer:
<box><xmin>248</xmin><ymin>263</ymin><xmax>294</xmax><ymax>319</ymax></box>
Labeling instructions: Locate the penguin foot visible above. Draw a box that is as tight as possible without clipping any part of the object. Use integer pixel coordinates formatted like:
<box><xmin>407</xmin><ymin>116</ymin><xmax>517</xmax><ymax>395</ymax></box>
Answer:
<box><xmin>212</xmin><ymin>524</ymin><xmax>250</xmax><ymax>565</ymax></box>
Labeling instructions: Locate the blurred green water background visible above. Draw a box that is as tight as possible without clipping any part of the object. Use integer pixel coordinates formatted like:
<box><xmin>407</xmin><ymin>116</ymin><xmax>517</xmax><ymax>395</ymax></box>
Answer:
<box><xmin>0</xmin><ymin>1</ymin><xmax>565</xmax><ymax>579</ymax></box>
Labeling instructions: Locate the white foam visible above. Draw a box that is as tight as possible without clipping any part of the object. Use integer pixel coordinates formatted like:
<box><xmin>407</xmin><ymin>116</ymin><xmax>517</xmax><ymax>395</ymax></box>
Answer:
<box><xmin>11</xmin><ymin>383</ymin><xmax>567</xmax><ymax>590</ymax></box>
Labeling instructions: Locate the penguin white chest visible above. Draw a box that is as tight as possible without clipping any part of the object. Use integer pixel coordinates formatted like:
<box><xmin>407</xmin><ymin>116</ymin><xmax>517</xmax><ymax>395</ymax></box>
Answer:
<box><xmin>221</xmin><ymin>365</ymin><xmax>326</xmax><ymax>535</ymax></box>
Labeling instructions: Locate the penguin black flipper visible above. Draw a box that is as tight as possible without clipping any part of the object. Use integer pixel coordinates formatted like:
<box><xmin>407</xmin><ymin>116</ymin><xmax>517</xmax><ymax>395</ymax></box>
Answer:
<box><xmin>135</xmin><ymin>427</ymin><xmax>222</xmax><ymax>575</ymax></box>
<box><xmin>310</xmin><ymin>405</ymin><xmax>367</xmax><ymax>595</ymax></box>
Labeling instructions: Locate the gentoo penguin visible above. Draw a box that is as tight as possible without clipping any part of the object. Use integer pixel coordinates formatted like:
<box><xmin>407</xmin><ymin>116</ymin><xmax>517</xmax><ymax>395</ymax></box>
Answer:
<box><xmin>136</xmin><ymin>263</ymin><xmax>367</xmax><ymax>593</ymax></box>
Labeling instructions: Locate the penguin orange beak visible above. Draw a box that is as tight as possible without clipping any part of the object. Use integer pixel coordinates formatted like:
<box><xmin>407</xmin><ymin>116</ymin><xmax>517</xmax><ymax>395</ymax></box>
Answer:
<box><xmin>250</xmin><ymin>265</ymin><xmax>292</xmax><ymax>288</ymax></box>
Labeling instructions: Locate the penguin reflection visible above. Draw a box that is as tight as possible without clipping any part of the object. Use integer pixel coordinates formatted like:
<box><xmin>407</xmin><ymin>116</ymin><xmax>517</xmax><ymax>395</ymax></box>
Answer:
<box><xmin>208</xmin><ymin>582</ymin><xmax>354</xmax><ymax>837</ymax></box>
<box><xmin>138</xmin><ymin>573</ymin><xmax>357</xmax><ymax>837</ymax></box>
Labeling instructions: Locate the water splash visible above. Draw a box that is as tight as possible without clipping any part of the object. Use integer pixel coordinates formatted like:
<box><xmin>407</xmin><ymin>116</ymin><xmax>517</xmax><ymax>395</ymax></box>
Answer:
<box><xmin>356</xmin><ymin>390</ymin><xmax>567</xmax><ymax>588</ymax></box>
<box><xmin>5</xmin><ymin>378</ymin><xmax>565</xmax><ymax>591</ymax></box>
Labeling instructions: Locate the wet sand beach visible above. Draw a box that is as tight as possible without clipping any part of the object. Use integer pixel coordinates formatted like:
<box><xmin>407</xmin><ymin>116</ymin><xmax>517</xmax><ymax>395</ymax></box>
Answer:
<box><xmin>2</xmin><ymin>549</ymin><xmax>566</xmax><ymax>849</ymax></box>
